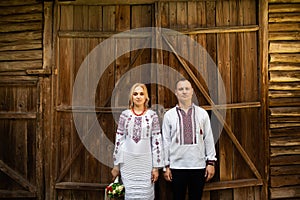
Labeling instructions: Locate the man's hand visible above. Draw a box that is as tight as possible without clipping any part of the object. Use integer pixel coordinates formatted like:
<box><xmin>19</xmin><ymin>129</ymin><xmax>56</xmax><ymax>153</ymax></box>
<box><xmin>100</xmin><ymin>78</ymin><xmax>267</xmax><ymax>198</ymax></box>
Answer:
<box><xmin>163</xmin><ymin>168</ymin><xmax>172</xmax><ymax>182</ymax></box>
<box><xmin>205</xmin><ymin>165</ymin><xmax>215</xmax><ymax>182</ymax></box>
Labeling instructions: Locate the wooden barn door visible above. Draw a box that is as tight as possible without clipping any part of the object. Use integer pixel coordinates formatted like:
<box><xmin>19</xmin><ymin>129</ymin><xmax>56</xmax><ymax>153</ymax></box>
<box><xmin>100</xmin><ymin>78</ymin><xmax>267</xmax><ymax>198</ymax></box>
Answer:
<box><xmin>52</xmin><ymin>1</ymin><xmax>265</xmax><ymax>200</ymax></box>
<box><xmin>53</xmin><ymin>2</ymin><xmax>155</xmax><ymax>200</ymax></box>
<box><xmin>155</xmin><ymin>1</ymin><xmax>265</xmax><ymax>199</ymax></box>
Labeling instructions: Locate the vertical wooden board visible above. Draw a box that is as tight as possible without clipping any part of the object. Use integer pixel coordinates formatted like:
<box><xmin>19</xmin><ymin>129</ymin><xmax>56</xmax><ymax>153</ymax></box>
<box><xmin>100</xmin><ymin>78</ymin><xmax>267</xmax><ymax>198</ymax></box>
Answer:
<box><xmin>160</xmin><ymin>2</ymin><xmax>169</xmax><ymax>28</ymax></box>
<box><xmin>242</xmin><ymin>0</ymin><xmax>261</xmax><ymax>173</ymax></box>
<box><xmin>58</xmin><ymin>5</ymin><xmax>73</xmax><ymax>106</ymax></box>
<box><xmin>196</xmin><ymin>2</ymin><xmax>208</xmax><ymax>105</ymax></box>
<box><xmin>27</xmin><ymin>119</ymin><xmax>37</xmax><ymax>184</ymax></box>
<box><xmin>88</xmin><ymin>6</ymin><xmax>102</xmax><ymax>31</ymax></box>
<box><xmin>168</xmin><ymin>1</ymin><xmax>179</xmax><ymax>91</ymax></box>
<box><xmin>187</xmin><ymin>1</ymin><xmax>197</xmax><ymax>86</ymax></box>
<box><xmin>234</xmin><ymin>187</ymin><xmax>255</xmax><ymax>200</ymax></box>
<box><xmin>242</xmin><ymin>0</ymin><xmax>259</xmax><ymax>179</ymax></box>
<box><xmin>202</xmin><ymin>191</ymin><xmax>210</xmax><ymax>200</ymax></box>
<box><xmin>99</xmin><ymin>5</ymin><xmax>116</xmax><ymax>186</ymax></box>
<box><xmin>159</xmin><ymin>2</ymin><xmax>176</xmax><ymax>111</ymax></box>
<box><xmin>176</xmin><ymin>2</ymin><xmax>188</xmax><ymax>77</ymax></box>
<box><xmin>205</xmin><ymin>1</ymin><xmax>217</xmax><ymax>101</ymax></box>
<box><xmin>115</xmin><ymin>5</ymin><xmax>131</xmax><ymax>109</ymax></box>
<box><xmin>55</xmin><ymin>4</ymin><xmax>74</xmax><ymax>200</ymax></box>
<box><xmin>130</xmin><ymin>5</ymin><xmax>151</xmax><ymax>84</ymax></box>
<box><xmin>86</xmin><ymin>6</ymin><xmax>103</xmax><ymax>200</ymax></box>
<box><xmin>11</xmin><ymin>120</ymin><xmax>27</xmax><ymax>175</ymax></box>
<box><xmin>72</xmin><ymin>6</ymin><xmax>89</xmax><ymax>196</ymax></box>
<box><xmin>215</xmin><ymin>2</ymin><xmax>234</xmax><ymax>200</ymax></box>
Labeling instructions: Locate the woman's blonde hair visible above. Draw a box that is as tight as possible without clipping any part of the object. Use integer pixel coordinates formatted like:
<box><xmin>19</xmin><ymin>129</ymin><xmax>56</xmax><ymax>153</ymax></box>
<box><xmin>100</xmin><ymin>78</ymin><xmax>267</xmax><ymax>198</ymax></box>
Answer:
<box><xmin>128</xmin><ymin>83</ymin><xmax>149</xmax><ymax>109</ymax></box>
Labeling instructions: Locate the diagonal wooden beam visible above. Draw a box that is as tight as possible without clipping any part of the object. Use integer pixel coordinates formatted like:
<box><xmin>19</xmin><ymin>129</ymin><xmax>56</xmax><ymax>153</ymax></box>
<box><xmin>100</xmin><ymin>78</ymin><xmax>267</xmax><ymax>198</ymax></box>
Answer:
<box><xmin>0</xmin><ymin>160</ymin><xmax>36</xmax><ymax>192</ymax></box>
<box><xmin>162</xmin><ymin>34</ymin><xmax>262</xmax><ymax>180</ymax></box>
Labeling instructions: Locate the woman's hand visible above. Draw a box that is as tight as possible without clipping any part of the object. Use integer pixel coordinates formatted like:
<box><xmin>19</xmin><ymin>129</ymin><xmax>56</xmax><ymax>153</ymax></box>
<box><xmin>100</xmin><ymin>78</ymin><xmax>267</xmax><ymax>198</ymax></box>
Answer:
<box><xmin>111</xmin><ymin>166</ymin><xmax>120</xmax><ymax>181</ymax></box>
<box><xmin>152</xmin><ymin>168</ymin><xmax>159</xmax><ymax>183</ymax></box>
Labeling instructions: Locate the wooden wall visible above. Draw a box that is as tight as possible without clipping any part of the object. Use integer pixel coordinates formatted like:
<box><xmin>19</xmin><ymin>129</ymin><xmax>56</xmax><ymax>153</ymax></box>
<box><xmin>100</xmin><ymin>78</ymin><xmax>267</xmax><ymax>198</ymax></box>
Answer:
<box><xmin>0</xmin><ymin>0</ymin><xmax>44</xmax><ymax>199</ymax></box>
<box><xmin>268</xmin><ymin>0</ymin><xmax>300</xmax><ymax>199</ymax></box>
<box><xmin>0</xmin><ymin>0</ymin><xmax>299</xmax><ymax>200</ymax></box>
<box><xmin>53</xmin><ymin>0</ymin><xmax>265</xmax><ymax>199</ymax></box>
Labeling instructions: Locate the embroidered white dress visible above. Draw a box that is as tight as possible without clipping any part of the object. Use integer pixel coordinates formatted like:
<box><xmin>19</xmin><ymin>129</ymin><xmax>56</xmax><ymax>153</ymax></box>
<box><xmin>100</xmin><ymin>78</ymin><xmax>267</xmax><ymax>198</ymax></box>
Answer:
<box><xmin>113</xmin><ymin>109</ymin><xmax>163</xmax><ymax>200</ymax></box>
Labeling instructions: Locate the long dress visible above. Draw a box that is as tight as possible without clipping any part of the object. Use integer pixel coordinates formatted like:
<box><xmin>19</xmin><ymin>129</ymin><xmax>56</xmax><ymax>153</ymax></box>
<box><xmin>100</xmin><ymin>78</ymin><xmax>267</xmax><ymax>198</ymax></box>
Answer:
<box><xmin>113</xmin><ymin>109</ymin><xmax>163</xmax><ymax>200</ymax></box>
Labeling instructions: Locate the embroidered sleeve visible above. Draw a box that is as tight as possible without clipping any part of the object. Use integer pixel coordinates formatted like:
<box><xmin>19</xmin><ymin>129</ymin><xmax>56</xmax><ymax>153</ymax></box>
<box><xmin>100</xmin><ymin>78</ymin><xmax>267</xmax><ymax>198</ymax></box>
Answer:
<box><xmin>151</xmin><ymin>113</ymin><xmax>164</xmax><ymax>168</ymax></box>
<box><xmin>162</xmin><ymin>112</ymin><xmax>171</xmax><ymax>167</ymax></box>
<box><xmin>202</xmin><ymin>110</ymin><xmax>217</xmax><ymax>161</ymax></box>
<box><xmin>113</xmin><ymin>112</ymin><xmax>127</xmax><ymax>165</ymax></box>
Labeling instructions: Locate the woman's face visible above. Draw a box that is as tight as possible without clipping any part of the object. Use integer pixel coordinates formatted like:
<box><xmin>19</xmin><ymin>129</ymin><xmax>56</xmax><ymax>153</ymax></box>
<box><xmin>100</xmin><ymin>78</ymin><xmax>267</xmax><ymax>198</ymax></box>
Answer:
<box><xmin>132</xmin><ymin>86</ymin><xmax>146</xmax><ymax>108</ymax></box>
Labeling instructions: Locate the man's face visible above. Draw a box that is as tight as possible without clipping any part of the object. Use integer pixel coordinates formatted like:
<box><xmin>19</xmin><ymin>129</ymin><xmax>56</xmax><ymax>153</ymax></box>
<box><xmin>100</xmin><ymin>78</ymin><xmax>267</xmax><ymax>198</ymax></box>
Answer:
<box><xmin>175</xmin><ymin>80</ymin><xmax>194</xmax><ymax>103</ymax></box>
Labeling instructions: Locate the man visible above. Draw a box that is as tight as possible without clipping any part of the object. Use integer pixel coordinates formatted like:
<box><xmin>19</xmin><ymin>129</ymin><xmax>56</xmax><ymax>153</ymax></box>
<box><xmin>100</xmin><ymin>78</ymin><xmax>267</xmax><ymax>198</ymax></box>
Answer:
<box><xmin>162</xmin><ymin>79</ymin><xmax>216</xmax><ymax>200</ymax></box>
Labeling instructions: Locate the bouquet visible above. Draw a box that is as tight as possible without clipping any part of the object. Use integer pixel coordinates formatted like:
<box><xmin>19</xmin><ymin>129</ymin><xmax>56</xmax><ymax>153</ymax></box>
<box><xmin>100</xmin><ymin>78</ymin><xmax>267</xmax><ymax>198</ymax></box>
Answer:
<box><xmin>105</xmin><ymin>176</ymin><xmax>125</xmax><ymax>200</ymax></box>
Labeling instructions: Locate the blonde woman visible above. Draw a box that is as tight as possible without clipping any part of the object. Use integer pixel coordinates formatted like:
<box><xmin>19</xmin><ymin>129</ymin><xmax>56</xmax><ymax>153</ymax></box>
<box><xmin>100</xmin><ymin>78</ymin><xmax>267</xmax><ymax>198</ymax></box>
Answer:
<box><xmin>111</xmin><ymin>83</ymin><xmax>163</xmax><ymax>200</ymax></box>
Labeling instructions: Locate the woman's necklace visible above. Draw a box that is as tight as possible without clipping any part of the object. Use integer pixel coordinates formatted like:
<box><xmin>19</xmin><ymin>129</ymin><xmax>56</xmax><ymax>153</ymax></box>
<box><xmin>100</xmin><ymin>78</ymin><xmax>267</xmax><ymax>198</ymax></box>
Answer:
<box><xmin>132</xmin><ymin>107</ymin><xmax>146</xmax><ymax>116</ymax></box>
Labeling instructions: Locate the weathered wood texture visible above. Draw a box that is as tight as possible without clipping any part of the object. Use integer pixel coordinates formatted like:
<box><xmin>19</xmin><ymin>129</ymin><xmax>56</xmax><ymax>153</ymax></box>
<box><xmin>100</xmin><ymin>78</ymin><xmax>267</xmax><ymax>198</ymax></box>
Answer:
<box><xmin>52</xmin><ymin>1</ymin><xmax>265</xmax><ymax>200</ymax></box>
<box><xmin>0</xmin><ymin>0</ymin><xmax>43</xmax><ymax>72</ymax></box>
<box><xmin>3</xmin><ymin>0</ymin><xmax>300</xmax><ymax>200</ymax></box>
<box><xmin>0</xmin><ymin>0</ymin><xmax>44</xmax><ymax>199</ymax></box>
<box><xmin>268</xmin><ymin>0</ymin><xmax>300</xmax><ymax>199</ymax></box>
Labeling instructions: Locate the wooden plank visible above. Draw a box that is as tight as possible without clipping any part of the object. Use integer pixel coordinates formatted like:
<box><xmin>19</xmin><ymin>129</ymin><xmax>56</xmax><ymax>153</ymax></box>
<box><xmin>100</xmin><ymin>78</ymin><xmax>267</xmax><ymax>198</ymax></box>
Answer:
<box><xmin>271</xmin><ymin>165</ymin><xmax>300</xmax><ymax>175</ymax></box>
<box><xmin>270</xmin><ymin>136</ymin><xmax>300</xmax><ymax>147</ymax></box>
<box><xmin>0</xmin><ymin>190</ymin><xmax>36</xmax><ymax>198</ymax></box>
<box><xmin>56</xmin><ymin>5</ymin><xmax>74</xmax><ymax>200</ymax></box>
<box><xmin>269</xmin><ymin>0</ymin><xmax>300</xmax><ymax>3</ymax></box>
<box><xmin>270</xmin><ymin>186</ymin><xmax>300</xmax><ymax>199</ymax></box>
<box><xmin>269</xmin><ymin>23</ymin><xmax>300</xmax><ymax>32</ymax></box>
<box><xmin>55</xmin><ymin>182</ymin><xmax>107</xmax><ymax>190</ymax></box>
<box><xmin>271</xmin><ymin>146</ymin><xmax>300</xmax><ymax>157</ymax></box>
<box><xmin>204</xmin><ymin>179</ymin><xmax>263</xmax><ymax>191</ymax></box>
<box><xmin>0</xmin><ymin>31</ymin><xmax>42</xmax><ymax>42</ymax></box>
<box><xmin>0</xmin><ymin>13</ymin><xmax>42</xmax><ymax>23</ymax></box>
<box><xmin>270</xmin><ymin>155</ymin><xmax>300</xmax><ymax>166</ymax></box>
<box><xmin>0</xmin><ymin>0</ymin><xmax>38</xmax><ymax>6</ymax></box>
<box><xmin>269</xmin><ymin>63</ymin><xmax>300</xmax><ymax>71</ymax></box>
<box><xmin>269</xmin><ymin>13</ymin><xmax>300</xmax><ymax>23</ymax></box>
<box><xmin>57</xmin><ymin>25</ymin><xmax>259</xmax><ymax>38</ymax></box>
<box><xmin>270</xmin><ymin>174</ymin><xmax>300</xmax><ymax>187</ymax></box>
<box><xmin>0</xmin><ymin>41</ymin><xmax>42</xmax><ymax>52</ymax></box>
<box><xmin>0</xmin><ymin>50</ymin><xmax>42</xmax><ymax>61</ymax></box>
<box><xmin>259</xmin><ymin>1</ymin><xmax>270</xmax><ymax>199</ymax></box>
<box><xmin>270</xmin><ymin>107</ymin><xmax>300</xmax><ymax>117</ymax></box>
<box><xmin>0</xmin><ymin>4</ymin><xmax>42</xmax><ymax>15</ymax></box>
<box><xmin>0</xmin><ymin>60</ymin><xmax>42</xmax><ymax>72</ymax></box>
<box><xmin>0</xmin><ymin>160</ymin><xmax>36</xmax><ymax>192</ymax></box>
<box><xmin>269</xmin><ymin>82</ymin><xmax>300</xmax><ymax>90</ymax></box>
<box><xmin>0</xmin><ymin>112</ymin><xmax>36</xmax><ymax>119</ymax></box>
<box><xmin>72</xmin><ymin>5</ymin><xmax>90</xmax><ymax>199</ymax></box>
<box><xmin>216</xmin><ymin>5</ymin><xmax>233</xmax><ymax>200</ymax></box>
<box><xmin>269</xmin><ymin>90</ymin><xmax>300</xmax><ymax>98</ymax></box>
<box><xmin>269</xmin><ymin>42</ymin><xmax>300</xmax><ymax>53</ymax></box>
<box><xmin>86</xmin><ymin>6</ymin><xmax>103</xmax><ymax>200</ymax></box>
<box><xmin>269</xmin><ymin>32</ymin><xmax>300</xmax><ymax>41</ymax></box>
<box><xmin>0</xmin><ymin>22</ymin><xmax>42</xmax><ymax>33</ymax></box>
<box><xmin>269</xmin><ymin>3</ymin><xmax>300</xmax><ymax>13</ymax></box>
<box><xmin>270</xmin><ymin>54</ymin><xmax>300</xmax><ymax>63</ymax></box>
<box><xmin>57</xmin><ymin>0</ymin><xmax>216</xmax><ymax>5</ymax></box>
<box><xmin>270</xmin><ymin>71</ymin><xmax>300</xmax><ymax>82</ymax></box>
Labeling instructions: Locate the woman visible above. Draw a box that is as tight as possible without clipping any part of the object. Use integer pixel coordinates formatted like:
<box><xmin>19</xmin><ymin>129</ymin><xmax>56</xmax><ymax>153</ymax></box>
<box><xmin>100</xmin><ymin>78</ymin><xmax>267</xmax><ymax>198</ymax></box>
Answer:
<box><xmin>111</xmin><ymin>83</ymin><xmax>163</xmax><ymax>200</ymax></box>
